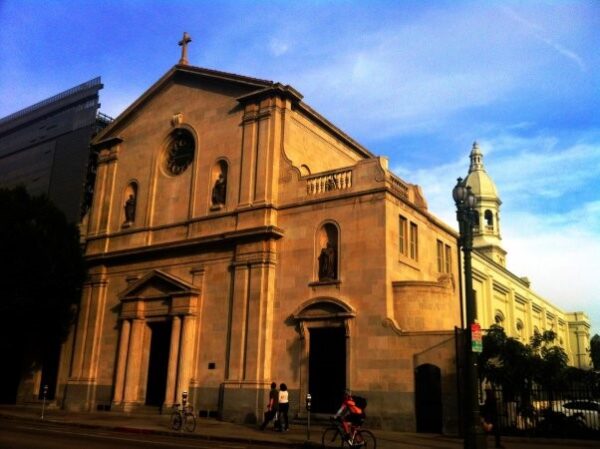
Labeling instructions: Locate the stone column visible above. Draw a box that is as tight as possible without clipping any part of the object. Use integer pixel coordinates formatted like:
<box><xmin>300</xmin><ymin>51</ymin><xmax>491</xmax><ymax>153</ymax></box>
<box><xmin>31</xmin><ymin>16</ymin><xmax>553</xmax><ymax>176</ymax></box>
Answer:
<box><xmin>164</xmin><ymin>315</ymin><xmax>181</xmax><ymax>406</ymax></box>
<box><xmin>70</xmin><ymin>283</ymin><xmax>92</xmax><ymax>379</ymax></box>
<box><xmin>243</xmin><ymin>260</ymin><xmax>276</xmax><ymax>382</ymax></box>
<box><xmin>238</xmin><ymin>108</ymin><xmax>258</xmax><ymax>208</ymax></box>
<box><xmin>253</xmin><ymin>98</ymin><xmax>285</xmax><ymax>206</ymax></box>
<box><xmin>90</xmin><ymin>146</ymin><xmax>119</xmax><ymax>235</ymax></box>
<box><xmin>176</xmin><ymin>315</ymin><xmax>196</xmax><ymax>402</ymax></box>
<box><xmin>112</xmin><ymin>319</ymin><xmax>131</xmax><ymax>404</ymax></box>
<box><xmin>226</xmin><ymin>263</ymin><xmax>250</xmax><ymax>380</ymax></box>
<box><xmin>123</xmin><ymin>318</ymin><xmax>144</xmax><ymax>404</ymax></box>
<box><xmin>81</xmin><ymin>278</ymin><xmax>108</xmax><ymax>380</ymax></box>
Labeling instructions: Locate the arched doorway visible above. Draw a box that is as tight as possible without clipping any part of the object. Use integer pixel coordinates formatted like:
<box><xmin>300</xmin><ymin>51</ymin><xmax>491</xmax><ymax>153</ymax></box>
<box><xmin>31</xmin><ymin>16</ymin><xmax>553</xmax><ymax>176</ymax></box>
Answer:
<box><xmin>415</xmin><ymin>363</ymin><xmax>443</xmax><ymax>433</ymax></box>
<box><xmin>293</xmin><ymin>297</ymin><xmax>355</xmax><ymax>415</ymax></box>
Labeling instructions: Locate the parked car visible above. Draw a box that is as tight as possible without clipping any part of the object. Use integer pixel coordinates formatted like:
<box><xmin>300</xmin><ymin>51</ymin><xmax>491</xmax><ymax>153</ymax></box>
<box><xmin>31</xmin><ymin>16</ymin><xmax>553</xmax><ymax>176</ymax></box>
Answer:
<box><xmin>552</xmin><ymin>400</ymin><xmax>600</xmax><ymax>430</ymax></box>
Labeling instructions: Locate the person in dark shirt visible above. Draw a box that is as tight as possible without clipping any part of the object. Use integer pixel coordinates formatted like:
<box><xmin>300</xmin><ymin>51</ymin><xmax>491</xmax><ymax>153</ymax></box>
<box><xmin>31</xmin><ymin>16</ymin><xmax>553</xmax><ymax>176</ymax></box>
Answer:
<box><xmin>260</xmin><ymin>382</ymin><xmax>279</xmax><ymax>430</ymax></box>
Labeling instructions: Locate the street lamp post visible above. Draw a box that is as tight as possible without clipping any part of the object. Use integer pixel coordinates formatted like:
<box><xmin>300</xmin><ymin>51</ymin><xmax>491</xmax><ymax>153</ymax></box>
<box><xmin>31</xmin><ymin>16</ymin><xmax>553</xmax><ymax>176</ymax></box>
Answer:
<box><xmin>452</xmin><ymin>177</ymin><xmax>487</xmax><ymax>449</ymax></box>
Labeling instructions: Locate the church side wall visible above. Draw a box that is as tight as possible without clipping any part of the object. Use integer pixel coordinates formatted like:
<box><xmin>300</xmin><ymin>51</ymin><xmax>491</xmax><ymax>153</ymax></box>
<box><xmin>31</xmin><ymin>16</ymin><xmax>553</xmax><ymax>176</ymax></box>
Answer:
<box><xmin>283</xmin><ymin>108</ymin><xmax>364</xmax><ymax>175</ymax></box>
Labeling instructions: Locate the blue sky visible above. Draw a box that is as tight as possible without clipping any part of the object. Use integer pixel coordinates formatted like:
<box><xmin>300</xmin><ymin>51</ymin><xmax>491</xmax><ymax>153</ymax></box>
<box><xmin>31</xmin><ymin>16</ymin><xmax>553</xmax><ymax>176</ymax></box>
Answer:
<box><xmin>1</xmin><ymin>1</ymin><xmax>599</xmax><ymax>337</ymax></box>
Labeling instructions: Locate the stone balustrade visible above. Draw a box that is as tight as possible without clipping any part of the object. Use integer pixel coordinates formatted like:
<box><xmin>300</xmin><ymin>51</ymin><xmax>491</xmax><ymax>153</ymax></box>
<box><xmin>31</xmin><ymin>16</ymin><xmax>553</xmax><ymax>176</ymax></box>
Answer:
<box><xmin>387</xmin><ymin>172</ymin><xmax>409</xmax><ymax>198</ymax></box>
<box><xmin>306</xmin><ymin>169</ymin><xmax>353</xmax><ymax>195</ymax></box>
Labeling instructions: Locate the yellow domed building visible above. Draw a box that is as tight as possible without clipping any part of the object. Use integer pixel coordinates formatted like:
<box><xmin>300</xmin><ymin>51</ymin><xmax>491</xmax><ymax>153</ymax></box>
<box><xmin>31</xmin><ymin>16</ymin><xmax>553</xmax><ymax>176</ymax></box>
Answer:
<box><xmin>462</xmin><ymin>143</ymin><xmax>591</xmax><ymax>368</ymax></box>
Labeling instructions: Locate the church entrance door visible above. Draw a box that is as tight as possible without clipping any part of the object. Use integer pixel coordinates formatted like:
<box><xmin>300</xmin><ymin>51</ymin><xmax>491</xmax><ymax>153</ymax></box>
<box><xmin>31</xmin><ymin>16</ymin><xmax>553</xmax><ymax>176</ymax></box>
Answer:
<box><xmin>309</xmin><ymin>327</ymin><xmax>346</xmax><ymax>413</ymax></box>
<box><xmin>145</xmin><ymin>321</ymin><xmax>171</xmax><ymax>406</ymax></box>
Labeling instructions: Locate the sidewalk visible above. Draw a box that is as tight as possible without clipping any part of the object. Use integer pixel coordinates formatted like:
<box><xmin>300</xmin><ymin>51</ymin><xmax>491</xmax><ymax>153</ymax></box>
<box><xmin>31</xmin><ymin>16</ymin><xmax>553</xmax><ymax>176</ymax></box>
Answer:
<box><xmin>0</xmin><ymin>405</ymin><xmax>596</xmax><ymax>449</ymax></box>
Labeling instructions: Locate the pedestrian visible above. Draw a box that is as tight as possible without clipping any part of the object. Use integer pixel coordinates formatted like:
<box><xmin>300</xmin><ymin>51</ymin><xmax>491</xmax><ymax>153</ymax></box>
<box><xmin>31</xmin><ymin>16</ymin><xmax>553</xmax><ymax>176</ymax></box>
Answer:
<box><xmin>481</xmin><ymin>388</ymin><xmax>503</xmax><ymax>448</ymax></box>
<box><xmin>278</xmin><ymin>383</ymin><xmax>289</xmax><ymax>431</ymax></box>
<box><xmin>260</xmin><ymin>382</ymin><xmax>279</xmax><ymax>430</ymax></box>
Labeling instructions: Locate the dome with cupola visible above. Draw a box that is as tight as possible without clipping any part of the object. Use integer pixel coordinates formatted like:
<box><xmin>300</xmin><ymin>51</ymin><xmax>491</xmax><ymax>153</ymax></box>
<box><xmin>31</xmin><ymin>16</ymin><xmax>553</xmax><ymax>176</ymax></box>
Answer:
<box><xmin>462</xmin><ymin>142</ymin><xmax>506</xmax><ymax>267</ymax></box>
<box><xmin>464</xmin><ymin>142</ymin><xmax>499</xmax><ymax>199</ymax></box>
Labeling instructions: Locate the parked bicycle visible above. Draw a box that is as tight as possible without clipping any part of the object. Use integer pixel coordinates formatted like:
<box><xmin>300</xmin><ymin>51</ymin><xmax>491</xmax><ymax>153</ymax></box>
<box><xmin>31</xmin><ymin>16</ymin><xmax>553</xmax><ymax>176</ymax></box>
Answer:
<box><xmin>322</xmin><ymin>416</ymin><xmax>376</xmax><ymax>448</ymax></box>
<box><xmin>170</xmin><ymin>402</ymin><xmax>196</xmax><ymax>432</ymax></box>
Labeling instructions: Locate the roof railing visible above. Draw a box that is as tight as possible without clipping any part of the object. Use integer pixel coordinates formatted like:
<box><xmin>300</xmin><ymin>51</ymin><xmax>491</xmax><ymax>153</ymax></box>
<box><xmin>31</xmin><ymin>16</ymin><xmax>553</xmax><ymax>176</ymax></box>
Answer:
<box><xmin>0</xmin><ymin>77</ymin><xmax>102</xmax><ymax>125</ymax></box>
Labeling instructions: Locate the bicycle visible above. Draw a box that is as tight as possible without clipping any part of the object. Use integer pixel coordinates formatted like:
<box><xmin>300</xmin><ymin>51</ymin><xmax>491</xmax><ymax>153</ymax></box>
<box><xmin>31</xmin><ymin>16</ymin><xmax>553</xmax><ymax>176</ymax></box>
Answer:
<box><xmin>170</xmin><ymin>402</ymin><xmax>197</xmax><ymax>432</ymax></box>
<box><xmin>321</xmin><ymin>417</ymin><xmax>376</xmax><ymax>448</ymax></box>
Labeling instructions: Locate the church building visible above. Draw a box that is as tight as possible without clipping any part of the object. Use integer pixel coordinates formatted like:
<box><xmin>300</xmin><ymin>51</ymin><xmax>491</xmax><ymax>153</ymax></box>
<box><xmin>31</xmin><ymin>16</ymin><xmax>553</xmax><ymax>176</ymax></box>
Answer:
<box><xmin>463</xmin><ymin>143</ymin><xmax>591</xmax><ymax>368</ymax></box>
<box><xmin>53</xmin><ymin>38</ymin><xmax>464</xmax><ymax>432</ymax></box>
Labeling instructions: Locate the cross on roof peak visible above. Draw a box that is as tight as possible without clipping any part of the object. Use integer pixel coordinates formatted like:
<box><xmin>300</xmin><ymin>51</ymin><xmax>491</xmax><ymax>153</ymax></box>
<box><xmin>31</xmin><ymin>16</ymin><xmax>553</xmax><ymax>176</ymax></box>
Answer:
<box><xmin>178</xmin><ymin>32</ymin><xmax>192</xmax><ymax>65</ymax></box>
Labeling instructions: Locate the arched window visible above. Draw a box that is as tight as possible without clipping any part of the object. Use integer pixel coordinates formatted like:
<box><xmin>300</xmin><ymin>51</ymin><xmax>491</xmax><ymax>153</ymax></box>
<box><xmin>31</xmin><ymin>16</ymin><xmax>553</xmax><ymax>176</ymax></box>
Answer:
<box><xmin>317</xmin><ymin>223</ymin><xmax>339</xmax><ymax>282</ymax></box>
<box><xmin>515</xmin><ymin>319</ymin><xmax>524</xmax><ymax>338</ymax></box>
<box><xmin>484</xmin><ymin>210</ymin><xmax>494</xmax><ymax>227</ymax></box>
<box><xmin>211</xmin><ymin>160</ymin><xmax>228</xmax><ymax>207</ymax></box>
<box><xmin>473</xmin><ymin>211</ymin><xmax>480</xmax><ymax>228</ymax></box>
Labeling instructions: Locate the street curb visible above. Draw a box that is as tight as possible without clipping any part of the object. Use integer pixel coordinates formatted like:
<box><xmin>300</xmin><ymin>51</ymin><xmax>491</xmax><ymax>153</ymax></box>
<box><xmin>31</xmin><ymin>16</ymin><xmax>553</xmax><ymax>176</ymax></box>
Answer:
<box><xmin>0</xmin><ymin>412</ymin><xmax>309</xmax><ymax>448</ymax></box>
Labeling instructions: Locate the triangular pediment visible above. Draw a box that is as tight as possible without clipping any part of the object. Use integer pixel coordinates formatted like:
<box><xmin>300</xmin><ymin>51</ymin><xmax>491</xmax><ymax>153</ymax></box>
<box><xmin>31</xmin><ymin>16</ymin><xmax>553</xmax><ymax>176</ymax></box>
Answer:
<box><xmin>93</xmin><ymin>64</ymin><xmax>276</xmax><ymax>146</ymax></box>
<box><xmin>120</xmin><ymin>270</ymin><xmax>198</xmax><ymax>300</ymax></box>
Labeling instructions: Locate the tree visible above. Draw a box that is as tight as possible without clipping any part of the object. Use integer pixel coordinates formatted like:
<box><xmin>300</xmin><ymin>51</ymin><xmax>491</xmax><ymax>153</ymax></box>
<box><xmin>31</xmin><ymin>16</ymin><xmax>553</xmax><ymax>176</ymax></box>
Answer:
<box><xmin>478</xmin><ymin>325</ymin><xmax>568</xmax><ymax>401</ymax></box>
<box><xmin>591</xmin><ymin>334</ymin><xmax>600</xmax><ymax>370</ymax></box>
<box><xmin>0</xmin><ymin>186</ymin><xmax>85</xmax><ymax>402</ymax></box>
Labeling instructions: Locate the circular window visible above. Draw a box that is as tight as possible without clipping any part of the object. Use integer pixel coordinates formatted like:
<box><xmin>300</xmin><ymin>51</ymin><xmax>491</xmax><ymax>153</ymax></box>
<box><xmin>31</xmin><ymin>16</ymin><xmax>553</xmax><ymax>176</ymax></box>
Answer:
<box><xmin>494</xmin><ymin>311</ymin><xmax>505</xmax><ymax>325</ymax></box>
<box><xmin>165</xmin><ymin>129</ymin><xmax>194</xmax><ymax>175</ymax></box>
<box><xmin>516</xmin><ymin>319</ymin><xmax>524</xmax><ymax>335</ymax></box>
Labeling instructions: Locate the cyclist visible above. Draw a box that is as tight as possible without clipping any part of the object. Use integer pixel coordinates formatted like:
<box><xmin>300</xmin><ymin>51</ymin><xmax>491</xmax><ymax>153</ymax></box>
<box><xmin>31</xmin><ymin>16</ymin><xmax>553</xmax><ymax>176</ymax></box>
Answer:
<box><xmin>333</xmin><ymin>390</ymin><xmax>366</xmax><ymax>441</ymax></box>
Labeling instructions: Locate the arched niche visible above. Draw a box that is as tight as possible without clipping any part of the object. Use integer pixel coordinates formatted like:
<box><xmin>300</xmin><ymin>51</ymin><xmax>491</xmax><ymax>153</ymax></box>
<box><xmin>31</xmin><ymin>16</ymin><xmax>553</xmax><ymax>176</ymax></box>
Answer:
<box><xmin>316</xmin><ymin>222</ymin><xmax>340</xmax><ymax>282</ymax></box>
<box><xmin>210</xmin><ymin>159</ymin><xmax>229</xmax><ymax>208</ymax></box>
<box><xmin>123</xmin><ymin>181</ymin><xmax>138</xmax><ymax>226</ymax></box>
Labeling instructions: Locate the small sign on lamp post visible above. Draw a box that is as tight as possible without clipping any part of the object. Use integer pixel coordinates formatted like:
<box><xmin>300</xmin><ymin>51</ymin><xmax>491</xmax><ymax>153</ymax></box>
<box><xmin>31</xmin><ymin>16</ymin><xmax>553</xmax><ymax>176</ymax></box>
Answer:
<box><xmin>471</xmin><ymin>322</ymin><xmax>483</xmax><ymax>353</ymax></box>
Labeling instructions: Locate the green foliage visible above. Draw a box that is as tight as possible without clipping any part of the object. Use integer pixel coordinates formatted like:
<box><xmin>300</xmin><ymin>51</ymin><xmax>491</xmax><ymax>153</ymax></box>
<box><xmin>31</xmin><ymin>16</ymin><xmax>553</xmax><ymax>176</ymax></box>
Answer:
<box><xmin>0</xmin><ymin>186</ymin><xmax>85</xmax><ymax>372</ymax></box>
<box><xmin>591</xmin><ymin>334</ymin><xmax>600</xmax><ymax>370</ymax></box>
<box><xmin>478</xmin><ymin>325</ymin><xmax>569</xmax><ymax>398</ymax></box>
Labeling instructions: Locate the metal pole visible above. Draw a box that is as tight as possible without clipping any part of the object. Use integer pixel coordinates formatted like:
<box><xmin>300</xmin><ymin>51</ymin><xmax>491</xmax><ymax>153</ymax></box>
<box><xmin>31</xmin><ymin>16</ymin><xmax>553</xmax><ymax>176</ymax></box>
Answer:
<box><xmin>41</xmin><ymin>384</ymin><xmax>48</xmax><ymax>420</ymax></box>
<box><xmin>306</xmin><ymin>393</ymin><xmax>312</xmax><ymax>441</ymax></box>
<box><xmin>463</xmin><ymin>228</ymin><xmax>486</xmax><ymax>449</ymax></box>
<box><xmin>453</xmin><ymin>178</ymin><xmax>486</xmax><ymax>449</ymax></box>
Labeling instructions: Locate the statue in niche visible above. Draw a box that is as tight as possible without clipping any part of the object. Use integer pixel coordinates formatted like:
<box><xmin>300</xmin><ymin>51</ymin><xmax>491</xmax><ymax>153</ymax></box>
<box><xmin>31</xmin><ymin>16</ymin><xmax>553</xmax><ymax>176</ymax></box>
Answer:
<box><xmin>211</xmin><ymin>173</ymin><xmax>227</xmax><ymax>205</ymax></box>
<box><xmin>318</xmin><ymin>241</ymin><xmax>337</xmax><ymax>281</ymax></box>
<box><xmin>124</xmin><ymin>193</ymin><xmax>136</xmax><ymax>223</ymax></box>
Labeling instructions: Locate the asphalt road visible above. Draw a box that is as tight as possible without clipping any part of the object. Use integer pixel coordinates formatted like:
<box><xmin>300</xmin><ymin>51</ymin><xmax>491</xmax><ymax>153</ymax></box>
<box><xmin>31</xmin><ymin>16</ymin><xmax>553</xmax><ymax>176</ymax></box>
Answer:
<box><xmin>0</xmin><ymin>420</ymin><xmax>279</xmax><ymax>449</ymax></box>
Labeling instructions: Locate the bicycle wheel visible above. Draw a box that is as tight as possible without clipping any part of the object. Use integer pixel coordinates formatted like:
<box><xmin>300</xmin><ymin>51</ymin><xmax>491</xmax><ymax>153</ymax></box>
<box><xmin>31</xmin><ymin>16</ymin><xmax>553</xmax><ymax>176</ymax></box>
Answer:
<box><xmin>170</xmin><ymin>411</ymin><xmax>182</xmax><ymax>431</ymax></box>
<box><xmin>184</xmin><ymin>412</ymin><xmax>197</xmax><ymax>432</ymax></box>
<box><xmin>322</xmin><ymin>426</ymin><xmax>344</xmax><ymax>448</ymax></box>
<box><xmin>355</xmin><ymin>429</ymin><xmax>376</xmax><ymax>449</ymax></box>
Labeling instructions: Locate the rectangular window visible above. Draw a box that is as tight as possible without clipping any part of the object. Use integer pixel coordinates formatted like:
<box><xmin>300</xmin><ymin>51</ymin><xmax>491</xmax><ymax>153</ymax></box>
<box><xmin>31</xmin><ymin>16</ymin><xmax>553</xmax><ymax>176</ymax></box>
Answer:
<box><xmin>437</xmin><ymin>240</ymin><xmax>444</xmax><ymax>272</ymax></box>
<box><xmin>399</xmin><ymin>216</ymin><xmax>407</xmax><ymax>255</ymax></box>
<box><xmin>409</xmin><ymin>222</ymin><xmax>418</xmax><ymax>260</ymax></box>
<box><xmin>445</xmin><ymin>244</ymin><xmax>452</xmax><ymax>274</ymax></box>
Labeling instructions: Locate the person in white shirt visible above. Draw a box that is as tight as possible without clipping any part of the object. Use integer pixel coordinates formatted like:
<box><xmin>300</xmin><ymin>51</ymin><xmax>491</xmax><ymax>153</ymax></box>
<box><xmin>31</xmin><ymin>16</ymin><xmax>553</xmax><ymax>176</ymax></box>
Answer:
<box><xmin>278</xmin><ymin>383</ymin><xmax>289</xmax><ymax>431</ymax></box>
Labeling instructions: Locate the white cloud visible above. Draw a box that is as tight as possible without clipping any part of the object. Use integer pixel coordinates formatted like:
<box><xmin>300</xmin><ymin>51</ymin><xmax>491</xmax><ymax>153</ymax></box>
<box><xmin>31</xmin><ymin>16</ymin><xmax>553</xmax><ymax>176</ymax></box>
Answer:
<box><xmin>502</xmin><ymin>210</ymin><xmax>600</xmax><ymax>336</ymax></box>
<box><xmin>269</xmin><ymin>38</ymin><xmax>289</xmax><ymax>57</ymax></box>
<box><xmin>500</xmin><ymin>5</ymin><xmax>587</xmax><ymax>72</ymax></box>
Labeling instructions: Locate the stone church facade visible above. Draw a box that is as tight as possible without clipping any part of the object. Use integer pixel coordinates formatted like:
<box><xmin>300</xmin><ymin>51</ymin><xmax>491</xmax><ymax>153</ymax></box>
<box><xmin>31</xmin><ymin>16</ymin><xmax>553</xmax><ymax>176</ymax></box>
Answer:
<box><xmin>54</xmin><ymin>62</ymin><xmax>463</xmax><ymax>432</ymax></box>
